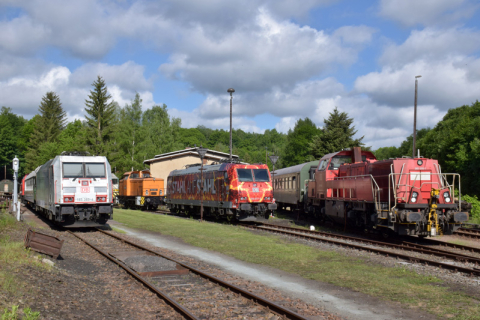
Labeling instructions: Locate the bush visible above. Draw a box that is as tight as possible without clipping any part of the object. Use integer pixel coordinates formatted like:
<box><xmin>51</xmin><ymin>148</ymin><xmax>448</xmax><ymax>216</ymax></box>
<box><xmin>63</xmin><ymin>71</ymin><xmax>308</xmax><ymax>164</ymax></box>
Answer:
<box><xmin>462</xmin><ymin>194</ymin><xmax>480</xmax><ymax>223</ymax></box>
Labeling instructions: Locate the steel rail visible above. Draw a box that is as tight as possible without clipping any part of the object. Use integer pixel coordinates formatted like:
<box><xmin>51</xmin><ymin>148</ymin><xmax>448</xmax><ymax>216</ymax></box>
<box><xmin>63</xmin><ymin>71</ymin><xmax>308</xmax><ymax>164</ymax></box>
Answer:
<box><xmin>454</xmin><ymin>229</ymin><xmax>480</xmax><ymax>240</ymax></box>
<box><xmin>68</xmin><ymin>231</ymin><xmax>199</xmax><ymax>320</ymax></box>
<box><xmin>254</xmin><ymin>223</ymin><xmax>480</xmax><ymax>264</ymax></box>
<box><xmin>242</xmin><ymin>224</ymin><xmax>480</xmax><ymax>277</ymax></box>
<box><xmin>97</xmin><ymin>229</ymin><xmax>308</xmax><ymax>320</ymax></box>
<box><xmin>405</xmin><ymin>236</ymin><xmax>480</xmax><ymax>254</ymax></box>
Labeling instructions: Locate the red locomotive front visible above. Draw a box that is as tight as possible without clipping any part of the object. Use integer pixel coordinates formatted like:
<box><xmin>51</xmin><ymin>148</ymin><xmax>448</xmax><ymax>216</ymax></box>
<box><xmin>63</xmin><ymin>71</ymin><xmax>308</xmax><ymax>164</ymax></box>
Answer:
<box><xmin>166</xmin><ymin>162</ymin><xmax>276</xmax><ymax>221</ymax></box>
<box><xmin>305</xmin><ymin>147</ymin><xmax>468</xmax><ymax>237</ymax></box>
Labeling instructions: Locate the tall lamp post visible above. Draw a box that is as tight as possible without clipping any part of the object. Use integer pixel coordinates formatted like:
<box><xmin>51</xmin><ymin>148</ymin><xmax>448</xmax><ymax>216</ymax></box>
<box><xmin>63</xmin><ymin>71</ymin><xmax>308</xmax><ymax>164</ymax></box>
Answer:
<box><xmin>228</xmin><ymin>88</ymin><xmax>235</xmax><ymax>161</ymax></box>
<box><xmin>197</xmin><ymin>146</ymin><xmax>207</xmax><ymax>222</ymax></box>
<box><xmin>269</xmin><ymin>154</ymin><xmax>279</xmax><ymax>197</ymax></box>
<box><xmin>413</xmin><ymin>75</ymin><xmax>422</xmax><ymax>158</ymax></box>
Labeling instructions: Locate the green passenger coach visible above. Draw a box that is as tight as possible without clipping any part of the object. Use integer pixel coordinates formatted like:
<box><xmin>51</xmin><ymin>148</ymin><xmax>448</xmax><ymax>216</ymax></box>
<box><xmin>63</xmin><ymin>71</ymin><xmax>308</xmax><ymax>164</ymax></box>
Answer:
<box><xmin>272</xmin><ymin>160</ymin><xmax>320</xmax><ymax>213</ymax></box>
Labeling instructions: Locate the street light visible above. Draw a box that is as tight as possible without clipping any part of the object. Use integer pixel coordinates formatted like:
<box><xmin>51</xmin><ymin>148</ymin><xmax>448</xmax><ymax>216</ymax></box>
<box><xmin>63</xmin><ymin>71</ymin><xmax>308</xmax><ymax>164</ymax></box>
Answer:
<box><xmin>228</xmin><ymin>88</ymin><xmax>235</xmax><ymax>161</ymax></box>
<box><xmin>269</xmin><ymin>154</ymin><xmax>279</xmax><ymax>197</ymax></box>
<box><xmin>197</xmin><ymin>146</ymin><xmax>208</xmax><ymax>222</ymax></box>
<box><xmin>413</xmin><ymin>75</ymin><xmax>422</xmax><ymax>159</ymax></box>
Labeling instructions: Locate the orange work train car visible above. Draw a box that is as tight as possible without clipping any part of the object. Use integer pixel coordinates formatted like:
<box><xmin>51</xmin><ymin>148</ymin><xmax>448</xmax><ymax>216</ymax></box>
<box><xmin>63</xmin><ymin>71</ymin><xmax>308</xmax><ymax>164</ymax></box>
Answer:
<box><xmin>117</xmin><ymin>169</ymin><xmax>165</xmax><ymax>210</ymax></box>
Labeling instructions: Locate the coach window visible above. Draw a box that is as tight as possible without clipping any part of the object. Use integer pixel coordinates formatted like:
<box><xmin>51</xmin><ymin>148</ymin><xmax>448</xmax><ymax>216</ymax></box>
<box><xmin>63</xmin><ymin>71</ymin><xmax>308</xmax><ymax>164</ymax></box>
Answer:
<box><xmin>85</xmin><ymin>163</ymin><xmax>106</xmax><ymax>178</ymax></box>
<box><xmin>292</xmin><ymin>176</ymin><xmax>296</xmax><ymax>189</ymax></box>
<box><xmin>63</xmin><ymin>163</ymin><xmax>84</xmax><ymax>178</ymax></box>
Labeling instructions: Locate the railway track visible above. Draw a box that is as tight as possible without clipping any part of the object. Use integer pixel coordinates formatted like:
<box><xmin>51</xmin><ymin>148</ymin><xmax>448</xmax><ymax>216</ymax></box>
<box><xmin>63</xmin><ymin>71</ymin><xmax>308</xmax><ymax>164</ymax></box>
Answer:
<box><xmin>69</xmin><ymin>228</ymin><xmax>308</xmax><ymax>320</ymax></box>
<box><xmin>453</xmin><ymin>227</ymin><xmax>480</xmax><ymax>240</ymax></box>
<box><xmin>241</xmin><ymin>223</ymin><xmax>480</xmax><ymax>277</ymax></box>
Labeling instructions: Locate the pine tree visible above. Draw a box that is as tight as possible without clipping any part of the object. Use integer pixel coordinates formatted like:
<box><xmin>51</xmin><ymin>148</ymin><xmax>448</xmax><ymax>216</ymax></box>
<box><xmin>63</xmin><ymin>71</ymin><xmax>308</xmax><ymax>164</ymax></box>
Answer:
<box><xmin>117</xmin><ymin>93</ymin><xmax>145</xmax><ymax>172</ymax></box>
<box><xmin>25</xmin><ymin>92</ymin><xmax>67</xmax><ymax>171</ymax></box>
<box><xmin>84</xmin><ymin>76</ymin><xmax>117</xmax><ymax>156</ymax></box>
<box><xmin>309</xmin><ymin>107</ymin><xmax>364</xmax><ymax>158</ymax></box>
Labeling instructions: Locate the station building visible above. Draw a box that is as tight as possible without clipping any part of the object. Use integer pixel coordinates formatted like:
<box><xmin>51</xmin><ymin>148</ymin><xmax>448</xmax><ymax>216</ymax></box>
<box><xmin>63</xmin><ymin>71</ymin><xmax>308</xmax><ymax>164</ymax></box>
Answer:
<box><xmin>143</xmin><ymin>147</ymin><xmax>240</xmax><ymax>187</ymax></box>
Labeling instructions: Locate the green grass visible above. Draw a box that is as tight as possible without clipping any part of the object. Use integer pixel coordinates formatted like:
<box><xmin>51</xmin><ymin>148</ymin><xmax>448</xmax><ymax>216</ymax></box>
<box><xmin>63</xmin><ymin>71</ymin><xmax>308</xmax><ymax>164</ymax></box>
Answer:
<box><xmin>1</xmin><ymin>305</ymin><xmax>40</xmax><ymax>320</ymax></box>
<box><xmin>114</xmin><ymin>209</ymin><xmax>480</xmax><ymax>319</ymax></box>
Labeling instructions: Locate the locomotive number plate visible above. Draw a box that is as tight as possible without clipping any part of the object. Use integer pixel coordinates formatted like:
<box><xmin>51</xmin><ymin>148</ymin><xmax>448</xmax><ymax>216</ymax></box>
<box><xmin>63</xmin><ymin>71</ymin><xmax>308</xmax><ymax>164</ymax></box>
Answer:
<box><xmin>81</xmin><ymin>187</ymin><xmax>90</xmax><ymax>193</ymax></box>
<box><xmin>77</xmin><ymin>197</ymin><xmax>94</xmax><ymax>202</ymax></box>
<box><xmin>252</xmin><ymin>188</ymin><xmax>259</xmax><ymax>192</ymax></box>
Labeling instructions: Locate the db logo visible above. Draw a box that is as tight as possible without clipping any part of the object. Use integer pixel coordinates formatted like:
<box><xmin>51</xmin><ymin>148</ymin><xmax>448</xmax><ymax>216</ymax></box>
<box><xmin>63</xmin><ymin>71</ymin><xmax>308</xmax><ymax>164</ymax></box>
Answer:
<box><xmin>81</xmin><ymin>187</ymin><xmax>90</xmax><ymax>193</ymax></box>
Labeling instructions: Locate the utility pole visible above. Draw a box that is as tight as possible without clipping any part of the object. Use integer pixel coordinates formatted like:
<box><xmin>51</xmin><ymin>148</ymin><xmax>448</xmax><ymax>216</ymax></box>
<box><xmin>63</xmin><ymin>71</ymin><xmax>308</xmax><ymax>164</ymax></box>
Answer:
<box><xmin>413</xmin><ymin>75</ymin><xmax>422</xmax><ymax>158</ymax></box>
<box><xmin>228</xmin><ymin>88</ymin><xmax>235</xmax><ymax>161</ymax></box>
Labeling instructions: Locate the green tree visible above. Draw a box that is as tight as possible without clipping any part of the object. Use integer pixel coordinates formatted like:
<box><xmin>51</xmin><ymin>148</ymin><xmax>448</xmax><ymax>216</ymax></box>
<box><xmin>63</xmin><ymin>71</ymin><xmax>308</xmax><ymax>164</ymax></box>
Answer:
<box><xmin>142</xmin><ymin>104</ymin><xmax>182</xmax><ymax>159</ymax></box>
<box><xmin>84</xmin><ymin>76</ymin><xmax>117</xmax><ymax>156</ymax></box>
<box><xmin>283</xmin><ymin>118</ymin><xmax>321</xmax><ymax>167</ymax></box>
<box><xmin>0</xmin><ymin>107</ymin><xmax>27</xmax><ymax>177</ymax></box>
<box><xmin>417</xmin><ymin>101</ymin><xmax>480</xmax><ymax>196</ymax></box>
<box><xmin>309</xmin><ymin>107</ymin><xmax>364</xmax><ymax>159</ymax></box>
<box><xmin>374</xmin><ymin>146</ymin><xmax>401</xmax><ymax>160</ymax></box>
<box><xmin>35</xmin><ymin>92</ymin><xmax>66</xmax><ymax>143</ymax></box>
<box><xmin>25</xmin><ymin>92</ymin><xmax>67</xmax><ymax>171</ymax></box>
<box><xmin>117</xmin><ymin>93</ymin><xmax>145</xmax><ymax>172</ymax></box>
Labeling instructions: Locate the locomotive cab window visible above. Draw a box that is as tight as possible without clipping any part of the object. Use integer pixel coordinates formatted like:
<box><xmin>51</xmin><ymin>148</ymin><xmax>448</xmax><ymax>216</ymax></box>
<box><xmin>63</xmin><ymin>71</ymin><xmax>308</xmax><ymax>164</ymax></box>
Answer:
<box><xmin>237</xmin><ymin>169</ymin><xmax>254</xmax><ymax>182</ymax></box>
<box><xmin>85</xmin><ymin>163</ymin><xmax>106</xmax><ymax>178</ymax></box>
<box><xmin>253</xmin><ymin>169</ymin><xmax>270</xmax><ymax>182</ymax></box>
<box><xmin>318</xmin><ymin>160</ymin><xmax>328</xmax><ymax>171</ymax></box>
<box><xmin>130</xmin><ymin>173</ymin><xmax>139</xmax><ymax>179</ymax></box>
<box><xmin>63</xmin><ymin>163</ymin><xmax>84</xmax><ymax>178</ymax></box>
<box><xmin>329</xmin><ymin>156</ymin><xmax>352</xmax><ymax>170</ymax></box>
<box><xmin>142</xmin><ymin>173</ymin><xmax>151</xmax><ymax>178</ymax></box>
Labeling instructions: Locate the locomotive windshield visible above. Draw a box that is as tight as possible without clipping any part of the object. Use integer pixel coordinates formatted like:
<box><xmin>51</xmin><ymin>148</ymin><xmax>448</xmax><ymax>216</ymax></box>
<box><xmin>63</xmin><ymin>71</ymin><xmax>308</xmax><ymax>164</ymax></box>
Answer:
<box><xmin>329</xmin><ymin>156</ymin><xmax>352</xmax><ymax>170</ymax></box>
<box><xmin>86</xmin><ymin>163</ymin><xmax>106</xmax><ymax>178</ymax></box>
<box><xmin>237</xmin><ymin>169</ymin><xmax>254</xmax><ymax>182</ymax></box>
<box><xmin>63</xmin><ymin>163</ymin><xmax>84</xmax><ymax>178</ymax></box>
<box><xmin>253</xmin><ymin>169</ymin><xmax>270</xmax><ymax>182</ymax></box>
<box><xmin>63</xmin><ymin>162</ymin><xmax>106</xmax><ymax>178</ymax></box>
<box><xmin>237</xmin><ymin>169</ymin><xmax>270</xmax><ymax>182</ymax></box>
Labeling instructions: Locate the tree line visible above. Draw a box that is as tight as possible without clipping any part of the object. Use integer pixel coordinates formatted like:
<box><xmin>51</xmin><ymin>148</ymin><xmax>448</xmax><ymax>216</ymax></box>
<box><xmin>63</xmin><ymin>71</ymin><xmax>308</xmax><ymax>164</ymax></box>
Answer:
<box><xmin>4</xmin><ymin>74</ymin><xmax>478</xmax><ymax>201</ymax></box>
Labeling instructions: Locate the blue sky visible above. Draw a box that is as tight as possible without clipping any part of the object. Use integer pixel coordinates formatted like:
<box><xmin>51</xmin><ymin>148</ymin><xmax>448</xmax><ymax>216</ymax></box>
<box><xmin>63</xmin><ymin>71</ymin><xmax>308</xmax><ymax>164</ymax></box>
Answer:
<box><xmin>1</xmin><ymin>0</ymin><xmax>480</xmax><ymax>149</ymax></box>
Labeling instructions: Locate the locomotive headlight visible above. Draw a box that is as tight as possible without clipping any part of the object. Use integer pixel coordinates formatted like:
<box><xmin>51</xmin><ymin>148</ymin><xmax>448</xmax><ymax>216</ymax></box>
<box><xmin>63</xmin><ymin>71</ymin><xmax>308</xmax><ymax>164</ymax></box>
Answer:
<box><xmin>443</xmin><ymin>191</ymin><xmax>451</xmax><ymax>203</ymax></box>
<box><xmin>417</xmin><ymin>160</ymin><xmax>423</xmax><ymax>166</ymax></box>
<box><xmin>411</xmin><ymin>191</ymin><xmax>418</xmax><ymax>203</ymax></box>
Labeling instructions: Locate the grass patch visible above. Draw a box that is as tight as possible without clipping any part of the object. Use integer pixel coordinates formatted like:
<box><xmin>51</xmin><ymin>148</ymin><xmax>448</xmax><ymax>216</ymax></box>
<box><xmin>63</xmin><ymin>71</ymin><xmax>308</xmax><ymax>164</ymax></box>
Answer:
<box><xmin>1</xmin><ymin>305</ymin><xmax>40</xmax><ymax>320</ymax></box>
<box><xmin>114</xmin><ymin>209</ymin><xmax>480</xmax><ymax>319</ymax></box>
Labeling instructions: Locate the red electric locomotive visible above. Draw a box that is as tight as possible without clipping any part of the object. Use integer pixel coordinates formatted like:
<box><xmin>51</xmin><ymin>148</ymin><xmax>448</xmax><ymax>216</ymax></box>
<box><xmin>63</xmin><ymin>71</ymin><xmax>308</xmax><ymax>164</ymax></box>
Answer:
<box><xmin>305</xmin><ymin>147</ymin><xmax>468</xmax><ymax>237</ymax></box>
<box><xmin>166</xmin><ymin>162</ymin><xmax>276</xmax><ymax>221</ymax></box>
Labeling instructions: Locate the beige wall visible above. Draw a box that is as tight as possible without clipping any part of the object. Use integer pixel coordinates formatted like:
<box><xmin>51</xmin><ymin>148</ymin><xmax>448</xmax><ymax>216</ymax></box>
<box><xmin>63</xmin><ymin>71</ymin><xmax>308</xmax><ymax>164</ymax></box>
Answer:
<box><xmin>148</xmin><ymin>155</ymin><xmax>217</xmax><ymax>194</ymax></box>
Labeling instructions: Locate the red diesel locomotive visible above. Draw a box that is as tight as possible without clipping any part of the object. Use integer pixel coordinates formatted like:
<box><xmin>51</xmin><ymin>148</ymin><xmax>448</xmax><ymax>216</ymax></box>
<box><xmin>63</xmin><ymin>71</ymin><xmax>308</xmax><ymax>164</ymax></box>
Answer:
<box><xmin>305</xmin><ymin>147</ymin><xmax>468</xmax><ymax>237</ymax></box>
<box><xmin>166</xmin><ymin>162</ymin><xmax>276</xmax><ymax>221</ymax></box>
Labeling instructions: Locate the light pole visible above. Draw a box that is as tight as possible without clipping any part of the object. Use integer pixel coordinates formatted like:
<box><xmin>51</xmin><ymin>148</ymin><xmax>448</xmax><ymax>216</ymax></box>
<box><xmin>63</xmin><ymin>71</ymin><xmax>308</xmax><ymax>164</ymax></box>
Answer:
<box><xmin>228</xmin><ymin>88</ymin><xmax>235</xmax><ymax>161</ymax></box>
<box><xmin>413</xmin><ymin>75</ymin><xmax>422</xmax><ymax>158</ymax></box>
<box><xmin>269</xmin><ymin>154</ymin><xmax>279</xmax><ymax>197</ymax></box>
<box><xmin>197</xmin><ymin>146</ymin><xmax>207</xmax><ymax>222</ymax></box>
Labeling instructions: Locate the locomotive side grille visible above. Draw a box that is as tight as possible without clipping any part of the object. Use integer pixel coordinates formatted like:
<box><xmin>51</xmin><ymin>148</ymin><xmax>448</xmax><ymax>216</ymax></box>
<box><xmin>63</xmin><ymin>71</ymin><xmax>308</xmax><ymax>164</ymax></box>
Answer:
<box><xmin>63</xmin><ymin>187</ymin><xmax>76</xmax><ymax>193</ymax></box>
<box><xmin>94</xmin><ymin>187</ymin><xmax>107</xmax><ymax>193</ymax></box>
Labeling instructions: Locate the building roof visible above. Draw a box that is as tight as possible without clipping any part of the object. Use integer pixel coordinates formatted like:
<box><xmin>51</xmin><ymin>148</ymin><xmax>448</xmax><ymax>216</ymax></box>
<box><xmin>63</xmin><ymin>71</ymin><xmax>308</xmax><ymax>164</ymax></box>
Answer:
<box><xmin>144</xmin><ymin>147</ymin><xmax>239</xmax><ymax>165</ymax></box>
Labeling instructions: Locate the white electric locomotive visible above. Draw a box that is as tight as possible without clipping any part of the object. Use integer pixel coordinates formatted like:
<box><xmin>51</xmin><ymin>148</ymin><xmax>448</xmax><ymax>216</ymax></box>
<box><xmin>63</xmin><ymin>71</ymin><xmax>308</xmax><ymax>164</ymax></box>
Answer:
<box><xmin>24</xmin><ymin>152</ymin><xmax>113</xmax><ymax>227</ymax></box>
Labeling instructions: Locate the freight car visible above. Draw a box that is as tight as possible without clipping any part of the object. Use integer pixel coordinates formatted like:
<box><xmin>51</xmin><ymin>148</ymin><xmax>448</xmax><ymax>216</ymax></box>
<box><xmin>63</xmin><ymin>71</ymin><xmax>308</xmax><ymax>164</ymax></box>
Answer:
<box><xmin>117</xmin><ymin>169</ymin><xmax>164</xmax><ymax>210</ymax></box>
<box><xmin>166</xmin><ymin>162</ymin><xmax>277</xmax><ymax>221</ymax></box>
<box><xmin>23</xmin><ymin>152</ymin><xmax>114</xmax><ymax>227</ymax></box>
<box><xmin>305</xmin><ymin>147</ymin><xmax>468</xmax><ymax>237</ymax></box>
<box><xmin>273</xmin><ymin>160</ymin><xmax>319</xmax><ymax>212</ymax></box>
